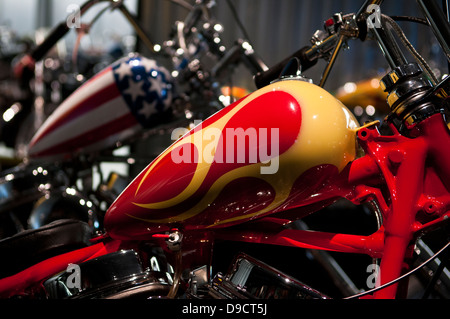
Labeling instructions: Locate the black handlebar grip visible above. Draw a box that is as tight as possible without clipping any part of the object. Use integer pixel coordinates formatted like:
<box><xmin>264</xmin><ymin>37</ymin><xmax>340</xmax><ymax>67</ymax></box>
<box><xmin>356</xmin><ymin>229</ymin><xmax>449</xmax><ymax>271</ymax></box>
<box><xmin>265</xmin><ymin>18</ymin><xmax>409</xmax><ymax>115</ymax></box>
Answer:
<box><xmin>254</xmin><ymin>46</ymin><xmax>318</xmax><ymax>89</ymax></box>
<box><xmin>31</xmin><ymin>22</ymin><xmax>70</xmax><ymax>62</ymax></box>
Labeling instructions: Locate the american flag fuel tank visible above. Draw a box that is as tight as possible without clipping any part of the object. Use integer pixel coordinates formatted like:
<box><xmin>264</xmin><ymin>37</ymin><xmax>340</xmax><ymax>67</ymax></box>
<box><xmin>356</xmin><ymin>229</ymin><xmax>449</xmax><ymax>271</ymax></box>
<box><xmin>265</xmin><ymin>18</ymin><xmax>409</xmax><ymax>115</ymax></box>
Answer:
<box><xmin>27</xmin><ymin>54</ymin><xmax>174</xmax><ymax>160</ymax></box>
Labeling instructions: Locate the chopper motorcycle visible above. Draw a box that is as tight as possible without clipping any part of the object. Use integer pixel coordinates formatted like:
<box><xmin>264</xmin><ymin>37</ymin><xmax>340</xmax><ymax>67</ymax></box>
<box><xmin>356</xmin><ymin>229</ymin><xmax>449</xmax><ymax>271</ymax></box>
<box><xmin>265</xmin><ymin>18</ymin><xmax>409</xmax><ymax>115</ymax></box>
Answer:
<box><xmin>0</xmin><ymin>0</ymin><xmax>265</xmax><ymax>238</ymax></box>
<box><xmin>0</xmin><ymin>0</ymin><xmax>450</xmax><ymax>300</ymax></box>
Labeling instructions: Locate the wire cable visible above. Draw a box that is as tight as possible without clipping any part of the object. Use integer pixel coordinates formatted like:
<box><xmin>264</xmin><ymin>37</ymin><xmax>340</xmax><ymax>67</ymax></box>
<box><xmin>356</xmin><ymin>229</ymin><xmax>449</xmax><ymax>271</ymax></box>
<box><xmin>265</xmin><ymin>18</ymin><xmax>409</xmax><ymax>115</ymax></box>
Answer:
<box><xmin>390</xmin><ymin>16</ymin><xmax>429</xmax><ymax>26</ymax></box>
<box><xmin>382</xmin><ymin>14</ymin><xmax>439</xmax><ymax>85</ymax></box>
<box><xmin>344</xmin><ymin>240</ymin><xmax>450</xmax><ymax>299</ymax></box>
<box><xmin>226</xmin><ymin>0</ymin><xmax>253</xmax><ymax>44</ymax></box>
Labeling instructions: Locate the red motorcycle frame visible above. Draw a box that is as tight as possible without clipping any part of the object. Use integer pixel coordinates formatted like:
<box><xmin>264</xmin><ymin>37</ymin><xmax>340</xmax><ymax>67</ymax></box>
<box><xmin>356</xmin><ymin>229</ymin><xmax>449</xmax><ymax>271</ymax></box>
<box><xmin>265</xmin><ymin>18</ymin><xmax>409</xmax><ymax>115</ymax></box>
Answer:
<box><xmin>216</xmin><ymin>112</ymin><xmax>450</xmax><ymax>299</ymax></box>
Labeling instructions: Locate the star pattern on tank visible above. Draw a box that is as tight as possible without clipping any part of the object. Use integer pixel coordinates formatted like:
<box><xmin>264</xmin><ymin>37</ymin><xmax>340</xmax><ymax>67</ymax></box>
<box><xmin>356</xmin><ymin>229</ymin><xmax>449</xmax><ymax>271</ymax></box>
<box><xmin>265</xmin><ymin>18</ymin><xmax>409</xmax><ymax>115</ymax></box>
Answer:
<box><xmin>112</xmin><ymin>56</ymin><xmax>173</xmax><ymax>127</ymax></box>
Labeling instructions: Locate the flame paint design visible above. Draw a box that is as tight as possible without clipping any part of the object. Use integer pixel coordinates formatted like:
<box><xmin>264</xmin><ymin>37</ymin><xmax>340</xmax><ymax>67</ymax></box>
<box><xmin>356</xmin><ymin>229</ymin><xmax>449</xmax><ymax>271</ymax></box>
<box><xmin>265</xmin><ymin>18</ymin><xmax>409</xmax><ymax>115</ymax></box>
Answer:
<box><xmin>104</xmin><ymin>80</ymin><xmax>359</xmax><ymax>237</ymax></box>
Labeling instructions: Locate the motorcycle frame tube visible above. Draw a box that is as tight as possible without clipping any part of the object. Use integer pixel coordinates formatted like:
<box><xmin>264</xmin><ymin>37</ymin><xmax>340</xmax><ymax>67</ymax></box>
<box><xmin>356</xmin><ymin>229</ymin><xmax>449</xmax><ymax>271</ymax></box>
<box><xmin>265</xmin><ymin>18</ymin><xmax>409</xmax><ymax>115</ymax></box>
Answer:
<box><xmin>215</xmin><ymin>113</ymin><xmax>450</xmax><ymax>299</ymax></box>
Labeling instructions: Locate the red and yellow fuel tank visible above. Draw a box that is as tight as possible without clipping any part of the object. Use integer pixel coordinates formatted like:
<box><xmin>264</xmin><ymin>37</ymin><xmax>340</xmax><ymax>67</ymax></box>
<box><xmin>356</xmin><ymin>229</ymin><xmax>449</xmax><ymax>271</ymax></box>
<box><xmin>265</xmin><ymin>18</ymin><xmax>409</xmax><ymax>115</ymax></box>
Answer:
<box><xmin>27</xmin><ymin>54</ymin><xmax>174</xmax><ymax>160</ymax></box>
<box><xmin>104</xmin><ymin>79</ymin><xmax>360</xmax><ymax>240</ymax></box>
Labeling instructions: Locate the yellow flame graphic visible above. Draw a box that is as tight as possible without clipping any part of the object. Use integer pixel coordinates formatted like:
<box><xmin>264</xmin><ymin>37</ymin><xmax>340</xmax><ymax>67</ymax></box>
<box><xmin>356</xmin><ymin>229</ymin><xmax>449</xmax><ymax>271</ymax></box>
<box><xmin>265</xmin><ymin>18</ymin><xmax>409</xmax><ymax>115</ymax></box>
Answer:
<box><xmin>129</xmin><ymin>81</ymin><xmax>359</xmax><ymax>226</ymax></box>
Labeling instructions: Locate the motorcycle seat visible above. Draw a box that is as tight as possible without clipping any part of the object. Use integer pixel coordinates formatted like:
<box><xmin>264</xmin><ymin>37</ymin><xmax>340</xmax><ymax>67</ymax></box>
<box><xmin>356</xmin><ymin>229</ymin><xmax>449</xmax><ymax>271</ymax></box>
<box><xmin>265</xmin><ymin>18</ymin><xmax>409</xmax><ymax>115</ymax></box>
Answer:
<box><xmin>0</xmin><ymin>219</ymin><xmax>92</xmax><ymax>278</ymax></box>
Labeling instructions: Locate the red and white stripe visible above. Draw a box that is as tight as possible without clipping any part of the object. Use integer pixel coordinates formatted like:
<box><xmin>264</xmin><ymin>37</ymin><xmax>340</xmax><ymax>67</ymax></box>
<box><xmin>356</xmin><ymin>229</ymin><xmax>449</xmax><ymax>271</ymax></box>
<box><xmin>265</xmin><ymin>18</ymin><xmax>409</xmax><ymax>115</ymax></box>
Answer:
<box><xmin>28</xmin><ymin>66</ymin><xmax>140</xmax><ymax>160</ymax></box>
